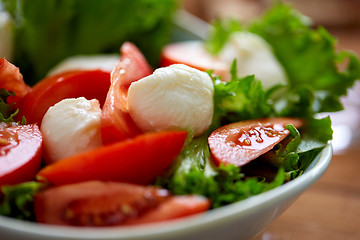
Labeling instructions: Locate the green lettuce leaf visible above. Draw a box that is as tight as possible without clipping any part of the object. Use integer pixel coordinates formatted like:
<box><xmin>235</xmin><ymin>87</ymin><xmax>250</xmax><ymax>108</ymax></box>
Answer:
<box><xmin>156</xmin><ymin>135</ymin><xmax>216</xmax><ymax>196</ymax></box>
<box><xmin>211</xmin><ymin>61</ymin><xmax>273</xmax><ymax>129</ymax></box>
<box><xmin>0</xmin><ymin>182</ymin><xmax>45</xmax><ymax>220</ymax></box>
<box><xmin>297</xmin><ymin>116</ymin><xmax>333</xmax><ymax>153</ymax></box>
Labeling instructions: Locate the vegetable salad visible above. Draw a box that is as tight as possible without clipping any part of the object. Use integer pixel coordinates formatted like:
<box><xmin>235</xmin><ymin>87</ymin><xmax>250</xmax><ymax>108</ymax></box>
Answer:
<box><xmin>0</xmin><ymin>2</ymin><xmax>359</xmax><ymax>226</ymax></box>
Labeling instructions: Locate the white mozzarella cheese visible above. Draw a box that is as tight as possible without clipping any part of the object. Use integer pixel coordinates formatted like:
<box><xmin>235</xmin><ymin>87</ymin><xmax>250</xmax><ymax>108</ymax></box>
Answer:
<box><xmin>47</xmin><ymin>54</ymin><xmax>120</xmax><ymax>76</ymax></box>
<box><xmin>127</xmin><ymin>64</ymin><xmax>214</xmax><ymax>136</ymax></box>
<box><xmin>41</xmin><ymin>97</ymin><xmax>102</xmax><ymax>164</ymax></box>
<box><xmin>219</xmin><ymin>31</ymin><xmax>287</xmax><ymax>89</ymax></box>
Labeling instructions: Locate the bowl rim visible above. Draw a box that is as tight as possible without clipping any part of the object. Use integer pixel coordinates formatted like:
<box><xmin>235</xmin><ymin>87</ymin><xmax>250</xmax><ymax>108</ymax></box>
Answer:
<box><xmin>0</xmin><ymin>144</ymin><xmax>332</xmax><ymax>239</ymax></box>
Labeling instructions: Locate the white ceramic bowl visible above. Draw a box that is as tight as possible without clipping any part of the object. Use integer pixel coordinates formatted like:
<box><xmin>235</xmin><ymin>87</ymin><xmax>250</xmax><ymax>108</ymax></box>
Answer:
<box><xmin>0</xmin><ymin>144</ymin><xmax>332</xmax><ymax>240</ymax></box>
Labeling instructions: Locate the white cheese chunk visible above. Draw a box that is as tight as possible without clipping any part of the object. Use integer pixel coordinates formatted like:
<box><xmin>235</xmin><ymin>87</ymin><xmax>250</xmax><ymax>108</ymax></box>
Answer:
<box><xmin>47</xmin><ymin>54</ymin><xmax>120</xmax><ymax>76</ymax></box>
<box><xmin>219</xmin><ymin>32</ymin><xmax>287</xmax><ymax>89</ymax></box>
<box><xmin>127</xmin><ymin>64</ymin><xmax>214</xmax><ymax>136</ymax></box>
<box><xmin>41</xmin><ymin>97</ymin><xmax>102</xmax><ymax>164</ymax></box>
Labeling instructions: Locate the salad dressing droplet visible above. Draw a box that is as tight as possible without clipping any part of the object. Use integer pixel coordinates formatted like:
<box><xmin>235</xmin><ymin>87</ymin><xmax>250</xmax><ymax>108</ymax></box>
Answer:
<box><xmin>226</xmin><ymin>124</ymin><xmax>289</xmax><ymax>150</ymax></box>
<box><xmin>0</xmin><ymin>125</ymin><xmax>20</xmax><ymax>155</ymax></box>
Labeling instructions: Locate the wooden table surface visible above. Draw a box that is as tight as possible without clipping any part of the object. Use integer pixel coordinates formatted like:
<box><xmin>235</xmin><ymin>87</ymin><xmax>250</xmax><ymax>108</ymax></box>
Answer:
<box><xmin>253</xmin><ymin>145</ymin><xmax>360</xmax><ymax>240</ymax></box>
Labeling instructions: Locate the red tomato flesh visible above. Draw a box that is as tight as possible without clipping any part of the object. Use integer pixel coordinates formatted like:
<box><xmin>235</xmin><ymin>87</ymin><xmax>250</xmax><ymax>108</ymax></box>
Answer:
<box><xmin>101</xmin><ymin>42</ymin><xmax>153</xmax><ymax>144</ymax></box>
<box><xmin>0</xmin><ymin>122</ymin><xmax>42</xmax><ymax>186</ymax></box>
<box><xmin>19</xmin><ymin>70</ymin><xmax>111</xmax><ymax>125</ymax></box>
<box><xmin>125</xmin><ymin>195</ymin><xmax>211</xmax><ymax>226</ymax></box>
<box><xmin>0</xmin><ymin>58</ymin><xmax>31</xmax><ymax>106</ymax></box>
<box><xmin>34</xmin><ymin>181</ymin><xmax>210</xmax><ymax>226</ymax></box>
<box><xmin>37</xmin><ymin>131</ymin><xmax>187</xmax><ymax>186</ymax></box>
<box><xmin>208</xmin><ymin>118</ymin><xmax>303</xmax><ymax>167</ymax></box>
<box><xmin>160</xmin><ymin>41</ymin><xmax>230</xmax><ymax>80</ymax></box>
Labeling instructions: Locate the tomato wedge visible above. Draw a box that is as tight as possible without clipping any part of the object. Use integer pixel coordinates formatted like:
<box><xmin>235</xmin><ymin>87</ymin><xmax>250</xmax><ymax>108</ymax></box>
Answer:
<box><xmin>160</xmin><ymin>41</ymin><xmax>230</xmax><ymax>80</ymax></box>
<box><xmin>0</xmin><ymin>122</ymin><xmax>42</xmax><ymax>186</ymax></box>
<box><xmin>101</xmin><ymin>42</ymin><xmax>153</xmax><ymax>144</ymax></box>
<box><xmin>208</xmin><ymin>118</ymin><xmax>303</xmax><ymax>167</ymax></box>
<box><xmin>19</xmin><ymin>70</ymin><xmax>111</xmax><ymax>125</ymax></box>
<box><xmin>0</xmin><ymin>58</ymin><xmax>31</xmax><ymax>106</ymax></box>
<box><xmin>34</xmin><ymin>181</ymin><xmax>210</xmax><ymax>226</ymax></box>
<box><xmin>125</xmin><ymin>195</ymin><xmax>211</xmax><ymax>226</ymax></box>
<box><xmin>37</xmin><ymin>131</ymin><xmax>187</xmax><ymax>185</ymax></box>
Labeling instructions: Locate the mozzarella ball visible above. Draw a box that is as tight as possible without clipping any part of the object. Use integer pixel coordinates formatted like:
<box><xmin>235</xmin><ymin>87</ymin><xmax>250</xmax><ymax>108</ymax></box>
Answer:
<box><xmin>47</xmin><ymin>54</ymin><xmax>119</xmax><ymax>76</ymax></box>
<box><xmin>41</xmin><ymin>97</ymin><xmax>102</xmax><ymax>164</ymax></box>
<box><xmin>127</xmin><ymin>64</ymin><xmax>214</xmax><ymax>136</ymax></box>
<box><xmin>219</xmin><ymin>31</ymin><xmax>287</xmax><ymax>89</ymax></box>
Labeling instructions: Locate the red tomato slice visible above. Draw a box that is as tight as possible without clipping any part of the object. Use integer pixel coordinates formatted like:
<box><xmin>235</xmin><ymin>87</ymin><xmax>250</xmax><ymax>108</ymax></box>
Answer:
<box><xmin>37</xmin><ymin>131</ymin><xmax>187</xmax><ymax>185</ymax></box>
<box><xmin>0</xmin><ymin>58</ymin><xmax>31</xmax><ymax>105</ymax></box>
<box><xmin>112</xmin><ymin>42</ymin><xmax>153</xmax><ymax>89</ymax></box>
<box><xmin>19</xmin><ymin>70</ymin><xmax>111</xmax><ymax>125</ymax></box>
<box><xmin>208</xmin><ymin>118</ymin><xmax>303</xmax><ymax>167</ymax></box>
<box><xmin>125</xmin><ymin>195</ymin><xmax>211</xmax><ymax>225</ymax></box>
<box><xmin>101</xmin><ymin>42</ymin><xmax>153</xmax><ymax>144</ymax></box>
<box><xmin>160</xmin><ymin>41</ymin><xmax>230</xmax><ymax>80</ymax></box>
<box><xmin>0</xmin><ymin>122</ymin><xmax>42</xmax><ymax>186</ymax></box>
<box><xmin>34</xmin><ymin>181</ymin><xmax>210</xmax><ymax>226</ymax></box>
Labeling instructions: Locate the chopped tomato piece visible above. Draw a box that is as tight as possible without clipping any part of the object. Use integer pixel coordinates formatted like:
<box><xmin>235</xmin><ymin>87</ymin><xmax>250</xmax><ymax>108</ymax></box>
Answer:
<box><xmin>101</xmin><ymin>42</ymin><xmax>153</xmax><ymax>144</ymax></box>
<box><xmin>37</xmin><ymin>131</ymin><xmax>187</xmax><ymax>185</ymax></box>
<box><xmin>34</xmin><ymin>181</ymin><xmax>210</xmax><ymax>226</ymax></box>
<box><xmin>126</xmin><ymin>195</ymin><xmax>211</xmax><ymax>225</ymax></box>
<box><xmin>160</xmin><ymin>41</ymin><xmax>230</xmax><ymax>80</ymax></box>
<box><xmin>113</xmin><ymin>42</ymin><xmax>153</xmax><ymax>89</ymax></box>
<box><xmin>0</xmin><ymin>122</ymin><xmax>42</xmax><ymax>186</ymax></box>
<box><xmin>208</xmin><ymin>118</ymin><xmax>303</xmax><ymax>167</ymax></box>
<box><xmin>0</xmin><ymin>58</ymin><xmax>31</xmax><ymax>105</ymax></box>
<box><xmin>19</xmin><ymin>70</ymin><xmax>111</xmax><ymax>125</ymax></box>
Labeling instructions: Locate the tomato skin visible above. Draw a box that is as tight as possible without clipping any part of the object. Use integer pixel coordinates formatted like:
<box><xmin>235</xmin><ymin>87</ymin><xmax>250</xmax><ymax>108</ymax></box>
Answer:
<box><xmin>0</xmin><ymin>58</ymin><xmax>31</xmax><ymax>106</ymax></box>
<box><xmin>19</xmin><ymin>70</ymin><xmax>111</xmax><ymax>125</ymax></box>
<box><xmin>37</xmin><ymin>131</ymin><xmax>187</xmax><ymax>186</ymax></box>
<box><xmin>101</xmin><ymin>42</ymin><xmax>153</xmax><ymax>145</ymax></box>
<box><xmin>160</xmin><ymin>41</ymin><xmax>230</xmax><ymax>80</ymax></box>
<box><xmin>208</xmin><ymin>118</ymin><xmax>303</xmax><ymax>167</ymax></box>
<box><xmin>111</xmin><ymin>42</ymin><xmax>153</xmax><ymax>90</ymax></box>
<box><xmin>34</xmin><ymin>181</ymin><xmax>209</xmax><ymax>226</ymax></box>
<box><xmin>0</xmin><ymin>123</ymin><xmax>42</xmax><ymax>186</ymax></box>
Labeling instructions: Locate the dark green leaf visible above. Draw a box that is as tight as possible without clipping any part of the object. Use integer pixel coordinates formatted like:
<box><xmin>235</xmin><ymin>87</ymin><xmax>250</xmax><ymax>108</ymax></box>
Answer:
<box><xmin>2</xmin><ymin>0</ymin><xmax>178</xmax><ymax>84</ymax></box>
